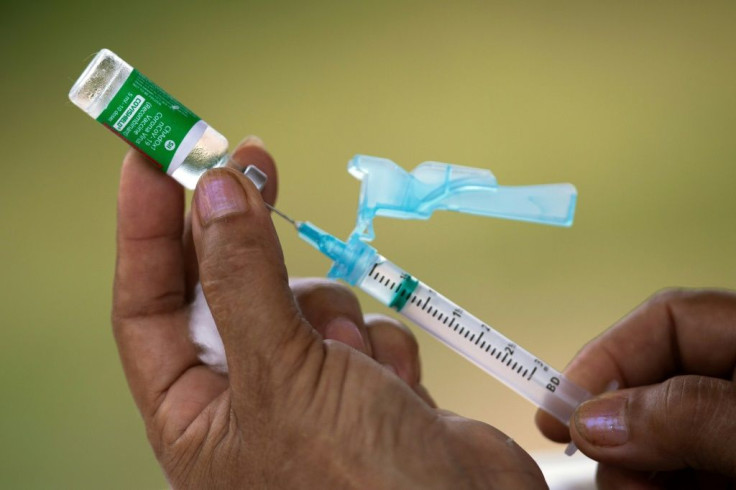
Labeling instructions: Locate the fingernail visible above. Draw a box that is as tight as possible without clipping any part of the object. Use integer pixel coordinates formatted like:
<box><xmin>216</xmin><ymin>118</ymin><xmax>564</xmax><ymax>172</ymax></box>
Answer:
<box><xmin>324</xmin><ymin>317</ymin><xmax>366</xmax><ymax>351</ymax></box>
<box><xmin>238</xmin><ymin>135</ymin><xmax>265</xmax><ymax>149</ymax></box>
<box><xmin>574</xmin><ymin>394</ymin><xmax>629</xmax><ymax>447</ymax></box>
<box><xmin>195</xmin><ymin>172</ymin><xmax>248</xmax><ymax>225</ymax></box>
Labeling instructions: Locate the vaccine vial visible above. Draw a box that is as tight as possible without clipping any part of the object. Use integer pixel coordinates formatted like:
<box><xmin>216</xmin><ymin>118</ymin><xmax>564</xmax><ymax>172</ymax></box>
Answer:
<box><xmin>69</xmin><ymin>49</ymin><xmax>232</xmax><ymax>189</ymax></box>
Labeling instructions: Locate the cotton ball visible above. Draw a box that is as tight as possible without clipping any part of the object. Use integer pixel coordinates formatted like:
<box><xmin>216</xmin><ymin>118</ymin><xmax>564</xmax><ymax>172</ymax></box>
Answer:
<box><xmin>189</xmin><ymin>283</ymin><xmax>228</xmax><ymax>373</ymax></box>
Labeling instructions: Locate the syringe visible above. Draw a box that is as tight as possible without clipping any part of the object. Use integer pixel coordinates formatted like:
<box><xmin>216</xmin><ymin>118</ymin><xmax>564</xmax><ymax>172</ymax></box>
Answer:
<box><xmin>269</xmin><ymin>205</ymin><xmax>591</xmax><ymax>427</ymax></box>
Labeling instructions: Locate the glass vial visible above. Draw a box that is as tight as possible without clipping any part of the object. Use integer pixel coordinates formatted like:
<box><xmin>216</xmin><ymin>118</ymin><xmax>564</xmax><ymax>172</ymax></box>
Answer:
<box><xmin>69</xmin><ymin>49</ymin><xmax>230</xmax><ymax>189</ymax></box>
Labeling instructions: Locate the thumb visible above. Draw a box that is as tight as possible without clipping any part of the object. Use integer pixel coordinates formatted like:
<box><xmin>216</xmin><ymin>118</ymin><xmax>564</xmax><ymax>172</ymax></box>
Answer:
<box><xmin>192</xmin><ymin>168</ymin><xmax>321</xmax><ymax>393</ymax></box>
<box><xmin>571</xmin><ymin>375</ymin><xmax>736</xmax><ymax>477</ymax></box>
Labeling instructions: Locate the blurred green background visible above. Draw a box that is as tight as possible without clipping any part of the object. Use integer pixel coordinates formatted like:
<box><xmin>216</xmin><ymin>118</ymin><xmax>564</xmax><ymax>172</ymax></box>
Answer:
<box><xmin>2</xmin><ymin>1</ymin><xmax>735</xmax><ymax>487</ymax></box>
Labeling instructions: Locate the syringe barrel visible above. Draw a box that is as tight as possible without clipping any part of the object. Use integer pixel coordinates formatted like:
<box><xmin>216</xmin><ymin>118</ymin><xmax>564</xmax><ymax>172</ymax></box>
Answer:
<box><xmin>297</xmin><ymin>221</ymin><xmax>592</xmax><ymax>424</ymax></box>
<box><xmin>355</xmin><ymin>254</ymin><xmax>591</xmax><ymax>426</ymax></box>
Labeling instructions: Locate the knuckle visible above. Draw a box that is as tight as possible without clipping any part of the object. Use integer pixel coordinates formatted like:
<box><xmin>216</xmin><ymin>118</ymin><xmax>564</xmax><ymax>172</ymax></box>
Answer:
<box><xmin>201</xmin><ymin>235</ymin><xmax>275</xmax><ymax>285</ymax></box>
<box><xmin>657</xmin><ymin>376</ymin><xmax>724</xmax><ymax>426</ymax></box>
<box><xmin>657</xmin><ymin>376</ymin><xmax>702</xmax><ymax>426</ymax></box>
<box><xmin>653</xmin><ymin>376</ymin><xmax>736</xmax><ymax>467</ymax></box>
<box><xmin>199</xmin><ymin>242</ymin><xmax>289</xmax><ymax>317</ymax></box>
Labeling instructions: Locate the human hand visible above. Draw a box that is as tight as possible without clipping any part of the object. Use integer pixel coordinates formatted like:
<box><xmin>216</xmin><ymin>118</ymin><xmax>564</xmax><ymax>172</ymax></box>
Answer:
<box><xmin>113</xmin><ymin>140</ymin><xmax>545</xmax><ymax>488</ymax></box>
<box><xmin>536</xmin><ymin>289</ymin><xmax>736</xmax><ymax>488</ymax></box>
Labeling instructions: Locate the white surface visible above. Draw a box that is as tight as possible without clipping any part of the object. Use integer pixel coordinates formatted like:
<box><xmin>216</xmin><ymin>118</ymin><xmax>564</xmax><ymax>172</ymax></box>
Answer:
<box><xmin>534</xmin><ymin>451</ymin><xmax>597</xmax><ymax>490</ymax></box>
<box><xmin>189</xmin><ymin>284</ymin><xmax>227</xmax><ymax>373</ymax></box>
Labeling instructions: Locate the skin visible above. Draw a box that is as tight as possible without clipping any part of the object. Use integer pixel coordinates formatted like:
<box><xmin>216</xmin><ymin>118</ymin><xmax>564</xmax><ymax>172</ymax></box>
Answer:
<box><xmin>112</xmin><ymin>138</ymin><xmax>545</xmax><ymax>489</ymax></box>
<box><xmin>536</xmin><ymin>289</ymin><xmax>736</xmax><ymax>489</ymax></box>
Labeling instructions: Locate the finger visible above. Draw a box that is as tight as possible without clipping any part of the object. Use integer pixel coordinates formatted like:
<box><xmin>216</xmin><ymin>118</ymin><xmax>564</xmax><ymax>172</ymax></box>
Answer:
<box><xmin>182</xmin><ymin>136</ymin><xmax>279</xmax><ymax>296</ymax></box>
<box><xmin>113</xmin><ymin>149</ymin><xmax>199</xmax><ymax>413</ymax></box>
<box><xmin>290</xmin><ymin>278</ymin><xmax>372</xmax><ymax>355</ymax></box>
<box><xmin>363</xmin><ymin>314</ymin><xmax>420</xmax><ymax>386</ymax></box>
<box><xmin>363</xmin><ymin>314</ymin><xmax>436</xmax><ymax>407</ymax></box>
<box><xmin>192</xmin><ymin>168</ymin><xmax>321</xmax><ymax>395</ymax></box>
<box><xmin>537</xmin><ymin>289</ymin><xmax>736</xmax><ymax>441</ymax></box>
<box><xmin>571</xmin><ymin>375</ymin><xmax>736</xmax><ymax>478</ymax></box>
<box><xmin>226</xmin><ymin>135</ymin><xmax>278</xmax><ymax>206</ymax></box>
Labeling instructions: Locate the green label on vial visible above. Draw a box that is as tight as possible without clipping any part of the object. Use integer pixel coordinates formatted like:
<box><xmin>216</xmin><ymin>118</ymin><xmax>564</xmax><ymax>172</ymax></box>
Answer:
<box><xmin>96</xmin><ymin>70</ymin><xmax>200</xmax><ymax>171</ymax></box>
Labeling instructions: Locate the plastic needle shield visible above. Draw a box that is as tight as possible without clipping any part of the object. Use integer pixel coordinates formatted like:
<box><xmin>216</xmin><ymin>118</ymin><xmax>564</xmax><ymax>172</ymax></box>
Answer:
<box><xmin>346</xmin><ymin>155</ymin><xmax>577</xmax><ymax>241</ymax></box>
